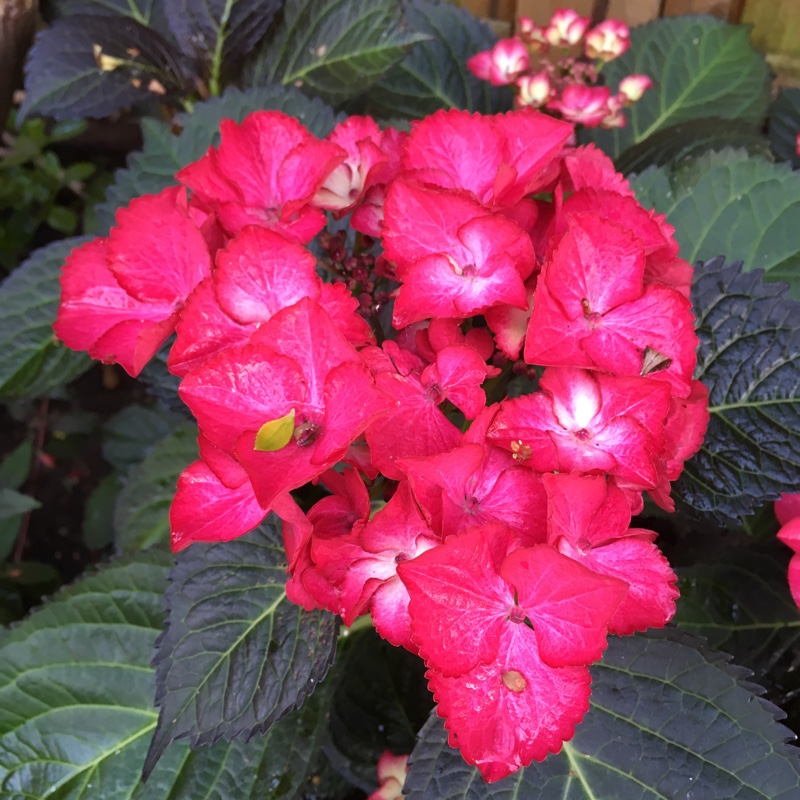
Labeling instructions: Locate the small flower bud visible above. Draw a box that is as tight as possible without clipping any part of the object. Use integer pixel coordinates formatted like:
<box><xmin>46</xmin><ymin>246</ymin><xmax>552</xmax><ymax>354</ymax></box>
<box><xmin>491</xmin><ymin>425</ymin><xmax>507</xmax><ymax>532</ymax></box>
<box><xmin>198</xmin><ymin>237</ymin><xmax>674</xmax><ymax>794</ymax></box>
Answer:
<box><xmin>516</xmin><ymin>71</ymin><xmax>553</xmax><ymax>109</ymax></box>
<box><xmin>517</xmin><ymin>16</ymin><xmax>535</xmax><ymax>40</ymax></box>
<box><xmin>600</xmin><ymin>108</ymin><xmax>627</xmax><ymax>129</ymax></box>
<box><xmin>517</xmin><ymin>16</ymin><xmax>548</xmax><ymax>51</ymax></box>
<box><xmin>585</xmin><ymin>19</ymin><xmax>630</xmax><ymax>61</ymax></box>
<box><xmin>544</xmin><ymin>9</ymin><xmax>590</xmax><ymax>47</ymax></box>
<box><xmin>618</xmin><ymin>74</ymin><xmax>653</xmax><ymax>104</ymax></box>
<box><xmin>467</xmin><ymin>38</ymin><xmax>531</xmax><ymax>86</ymax></box>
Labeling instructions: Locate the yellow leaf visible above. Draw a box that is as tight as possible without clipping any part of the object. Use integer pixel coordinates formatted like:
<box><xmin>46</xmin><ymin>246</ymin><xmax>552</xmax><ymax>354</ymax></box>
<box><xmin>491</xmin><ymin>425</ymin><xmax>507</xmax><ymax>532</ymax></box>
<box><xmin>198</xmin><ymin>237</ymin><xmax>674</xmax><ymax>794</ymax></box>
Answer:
<box><xmin>254</xmin><ymin>410</ymin><xmax>295</xmax><ymax>452</ymax></box>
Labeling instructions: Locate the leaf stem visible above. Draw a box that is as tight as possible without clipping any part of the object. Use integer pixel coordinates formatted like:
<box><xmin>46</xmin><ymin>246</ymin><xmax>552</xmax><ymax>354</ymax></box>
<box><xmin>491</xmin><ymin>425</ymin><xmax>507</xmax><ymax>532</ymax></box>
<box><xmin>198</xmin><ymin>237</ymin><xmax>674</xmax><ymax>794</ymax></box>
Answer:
<box><xmin>209</xmin><ymin>0</ymin><xmax>236</xmax><ymax>96</ymax></box>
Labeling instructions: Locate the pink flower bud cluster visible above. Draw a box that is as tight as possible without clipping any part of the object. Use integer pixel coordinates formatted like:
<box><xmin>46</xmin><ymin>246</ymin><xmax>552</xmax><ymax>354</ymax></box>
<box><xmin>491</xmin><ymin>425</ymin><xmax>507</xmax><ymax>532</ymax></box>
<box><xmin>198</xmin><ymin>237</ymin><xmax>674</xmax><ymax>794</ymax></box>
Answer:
<box><xmin>467</xmin><ymin>8</ymin><xmax>652</xmax><ymax>129</ymax></box>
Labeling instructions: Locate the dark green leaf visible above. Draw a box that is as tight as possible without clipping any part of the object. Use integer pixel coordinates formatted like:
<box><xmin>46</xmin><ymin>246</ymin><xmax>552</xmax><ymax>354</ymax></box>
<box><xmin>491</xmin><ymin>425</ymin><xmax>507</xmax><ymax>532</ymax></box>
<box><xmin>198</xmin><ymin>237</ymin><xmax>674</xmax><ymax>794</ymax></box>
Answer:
<box><xmin>83</xmin><ymin>472</ymin><xmax>122</xmax><ymax>550</ymax></box>
<box><xmin>0</xmin><ymin>551</ymin><xmax>331</xmax><ymax>799</ymax></box>
<box><xmin>324</xmin><ymin>629</ymin><xmax>431</xmax><ymax>790</ymax></box>
<box><xmin>144</xmin><ymin>516</ymin><xmax>338</xmax><ymax>777</ymax></box>
<box><xmin>246</xmin><ymin>0</ymin><xmax>426</xmax><ymax>105</ymax></box>
<box><xmin>675</xmin><ymin>257</ymin><xmax>800</xmax><ymax>522</ymax></box>
<box><xmin>164</xmin><ymin>0</ymin><xmax>282</xmax><ymax>83</ymax></box>
<box><xmin>615</xmin><ymin>117</ymin><xmax>770</xmax><ymax>176</ymax></box>
<box><xmin>0</xmin><ymin>560</ymin><xmax>60</xmax><ymax>588</ymax></box>
<box><xmin>102</xmin><ymin>404</ymin><xmax>186</xmax><ymax>472</ymax></box>
<box><xmin>0</xmin><ymin>520</ymin><xmax>19</xmax><ymax>562</ymax></box>
<box><xmin>769</xmin><ymin>88</ymin><xmax>800</xmax><ymax>169</ymax></box>
<box><xmin>630</xmin><ymin>150</ymin><xmax>800</xmax><ymax>298</ymax></box>
<box><xmin>19</xmin><ymin>16</ymin><xmax>196</xmax><ymax>122</ymax></box>
<box><xmin>404</xmin><ymin>628</ymin><xmax>800</xmax><ymax>799</ymax></box>
<box><xmin>0</xmin><ymin>237</ymin><xmax>91</xmax><ymax>400</ymax></box>
<box><xmin>366</xmin><ymin>0</ymin><xmax>511</xmax><ymax>118</ymax></box>
<box><xmin>113</xmin><ymin>424</ymin><xmax>197</xmax><ymax>552</ymax></box>
<box><xmin>0</xmin><ymin>584</ymin><xmax>23</xmax><ymax>625</ymax></box>
<box><xmin>0</xmin><ymin>441</ymin><xmax>33</xmax><ymax>491</ymax></box>
<box><xmin>47</xmin><ymin>0</ymin><xmax>172</xmax><ymax>37</ymax></box>
<box><xmin>136</xmin><ymin>340</ymin><xmax>185</xmax><ymax>411</ymax></box>
<box><xmin>585</xmin><ymin>15</ymin><xmax>770</xmax><ymax>160</ymax></box>
<box><xmin>63</xmin><ymin>161</ymin><xmax>96</xmax><ymax>182</ymax></box>
<box><xmin>46</xmin><ymin>204</ymin><xmax>79</xmax><ymax>233</ymax></box>
<box><xmin>675</xmin><ymin>546</ymin><xmax>800</xmax><ymax>680</ymax></box>
<box><xmin>96</xmin><ymin>85</ymin><xmax>338</xmax><ymax>231</ymax></box>
<box><xmin>0</xmin><ymin>488</ymin><xmax>40</xmax><ymax>520</ymax></box>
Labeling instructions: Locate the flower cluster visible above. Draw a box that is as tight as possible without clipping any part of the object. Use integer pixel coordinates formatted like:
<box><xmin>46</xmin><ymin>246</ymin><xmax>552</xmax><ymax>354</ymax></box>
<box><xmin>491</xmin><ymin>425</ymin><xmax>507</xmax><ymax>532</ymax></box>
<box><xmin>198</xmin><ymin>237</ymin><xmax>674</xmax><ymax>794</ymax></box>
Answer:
<box><xmin>55</xmin><ymin>106</ymin><xmax>708</xmax><ymax>780</ymax></box>
<box><xmin>468</xmin><ymin>8</ymin><xmax>652</xmax><ymax>128</ymax></box>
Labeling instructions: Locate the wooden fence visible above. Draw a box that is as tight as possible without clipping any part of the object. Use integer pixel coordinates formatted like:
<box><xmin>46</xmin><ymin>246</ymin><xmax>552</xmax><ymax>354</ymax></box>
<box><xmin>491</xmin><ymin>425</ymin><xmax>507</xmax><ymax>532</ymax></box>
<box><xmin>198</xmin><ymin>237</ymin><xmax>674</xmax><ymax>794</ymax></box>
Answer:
<box><xmin>455</xmin><ymin>0</ymin><xmax>800</xmax><ymax>82</ymax></box>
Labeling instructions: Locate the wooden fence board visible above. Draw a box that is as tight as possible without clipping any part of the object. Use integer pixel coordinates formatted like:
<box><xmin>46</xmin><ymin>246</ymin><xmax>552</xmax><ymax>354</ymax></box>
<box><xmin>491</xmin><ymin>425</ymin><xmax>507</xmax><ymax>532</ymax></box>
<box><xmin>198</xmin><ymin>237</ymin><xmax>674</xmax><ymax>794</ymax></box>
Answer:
<box><xmin>663</xmin><ymin>0</ymin><xmax>739</xmax><ymax>19</ymax></box>
<box><xmin>506</xmin><ymin>0</ymin><xmax>660</xmax><ymax>26</ymax></box>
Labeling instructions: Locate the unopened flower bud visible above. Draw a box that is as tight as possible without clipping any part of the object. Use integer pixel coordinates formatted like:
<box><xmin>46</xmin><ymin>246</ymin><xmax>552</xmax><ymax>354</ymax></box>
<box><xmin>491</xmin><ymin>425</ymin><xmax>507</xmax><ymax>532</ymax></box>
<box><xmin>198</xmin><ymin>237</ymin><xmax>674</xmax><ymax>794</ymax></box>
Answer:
<box><xmin>517</xmin><ymin>16</ymin><xmax>548</xmax><ymax>51</ymax></box>
<box><xmin>544</xmin><ymin>8</ymin><xmax>590</xmax><ymax>47</ymax></box>
<box><xmin>517</xmin><ymin>71</ymin><xmax>552</xmax><ymax>108</ymax></box>
<box><xmin>468</xmin><ymin>38</ymin><xmax>531</xmax><ymax>86</ymax></box>
<box><xmin>599</xmin><ymin>92</ymin><xmax>626</xmax><ymax>129</ymax></box>
<box><xmin>585</xmin><ymin>19</ymin><xmax>630</xmax><ymax>61</ymax></box>
<box><xmin>517</xmin><ymin>15</ymin><xmax>535</xmax><ymax>39</ymax></box>
<box><xmin>600</xmin><ymin>108</ymin><xmax>627</xmax><ymax>128</ymax></box>
<box><xmin>618</xmin><ymin>74</ymin><xmax>653</xmax><ymax>104</ymax></box>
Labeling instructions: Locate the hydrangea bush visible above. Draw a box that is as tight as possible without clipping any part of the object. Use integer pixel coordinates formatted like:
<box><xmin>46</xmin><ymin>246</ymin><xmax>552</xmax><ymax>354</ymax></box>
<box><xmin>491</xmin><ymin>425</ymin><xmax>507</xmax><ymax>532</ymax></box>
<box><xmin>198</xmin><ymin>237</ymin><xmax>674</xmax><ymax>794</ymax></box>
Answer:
<box><xmin>2</xmin><ymin>2</ymin><xmax>800</xmax><ymax>798</ymax></box>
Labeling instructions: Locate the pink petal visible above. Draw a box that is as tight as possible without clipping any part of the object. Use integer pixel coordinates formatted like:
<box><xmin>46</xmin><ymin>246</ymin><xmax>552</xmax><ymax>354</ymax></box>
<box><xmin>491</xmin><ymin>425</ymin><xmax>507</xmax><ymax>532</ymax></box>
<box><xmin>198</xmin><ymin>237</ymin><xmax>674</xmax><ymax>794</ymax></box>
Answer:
<box><xmin>90</xmin><ymin>315</ymin><xmax>179</xmax><ymax>378</ymax></box>
<box><xmin>250</xmin><ymin>297</ymin><xmax>361</xmax><ymax>407</ymax></box>
<box><xmin>168</xmin><ymin>277</ymin><xmax>253</xmax><ymax>378</ymax></box>
<box><xmin>428</xmin><ymin>624</ymin><xmax>591</xmax><ymax>782</ymax></box>
<box><xmin>788</xmin><ymin>554</ymin><xmax>800</xmax><ymax>610</ymax></box>
<box><xmin>558</xmin><ymin>535</ymin><xmax>678</xmax><ymax>634</ymax></box>
<box><xmin>170</xmin><ymin>460</ymin><xmax>266</xmax><ymax>551</ymax></box>
<box><xmin>492</xmin><ymin>109</ymin><xmax>573</xmax><ymax>203</ymax></box>
<box><xmin>214</xmin><ymin>226</ymin><xmax>320</xmax><ymax>324</ymax></box>
<box><xmin>543</xmin><ymin>472</ymin><xmax>632</xmax><ymax>549</ymax></box>
<box><xmin>364</xmin><ymin>368</ymin><xmax>461</xmax><ymax>481</ymax></box>
<box><xmin>501</xmin><ymin>545</ymin><xmax>627</xmax><ymax>667</ymax></box>
<box><xmin>179</xmin><ymin>342</ymin><xmax>305</xmax><ymax>453</ymax></box>
<box><xmin>55</xmin><ymin>238</ymin><xmax>178</xmax><ymax>377</ymax></box>
<box><xmin>559</xmin><ymin>144</ymin><xmax>634</xmax><ymax>197</ymax></box>
<box><xmin>108</xmin><ymin>187</ymin><xmax>211</xmax><ymax>304</ymax></box>
<box><xmin>319</xmin><ymin>282</ymin><xmax>375</xmax><ymax>347</ymax></box>
<box><xmin>397</xmin><ymin>524</ymin><xmax>518</xmax><ymax>676</ymax></box>
<box><xmin>400</xmin><ymin>110</ymin><xmax>502</xmax><ymax>202</ymax></box>
<box><xmin>776</xmin><ymin>494</ymin><xmax>800</xmax><ymax>526</ymax></box>
<box><xmin>421</xmin><ymin>344</ymin><xmax>489</xmax><ymax>419</ymax></box>
<box><xmin>543</xmin><ymin>214</ymin><xmax>646</xmax><ymax>318</ymax></box>
<box><xmin>197</xmin><ymin>433</ymin><xmax>248</xmax><ymax>489</ymax></box>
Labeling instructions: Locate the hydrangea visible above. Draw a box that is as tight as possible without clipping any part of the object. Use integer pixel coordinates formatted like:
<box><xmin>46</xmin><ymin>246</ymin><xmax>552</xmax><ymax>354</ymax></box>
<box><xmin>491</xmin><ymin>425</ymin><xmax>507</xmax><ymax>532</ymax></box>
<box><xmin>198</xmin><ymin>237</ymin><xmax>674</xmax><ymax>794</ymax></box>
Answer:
<box><xmin>55</xmin><ymin>106</ymin><xmax>708</xmax><ymax>781</ymax></box>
